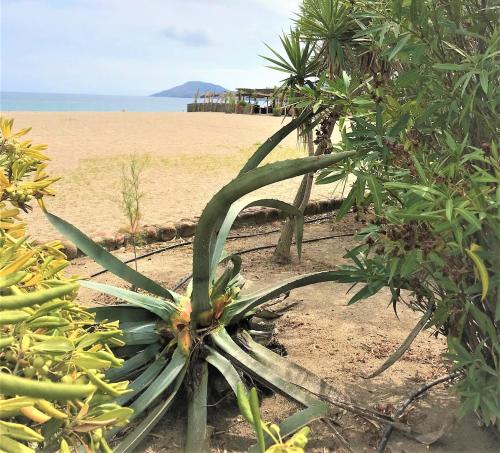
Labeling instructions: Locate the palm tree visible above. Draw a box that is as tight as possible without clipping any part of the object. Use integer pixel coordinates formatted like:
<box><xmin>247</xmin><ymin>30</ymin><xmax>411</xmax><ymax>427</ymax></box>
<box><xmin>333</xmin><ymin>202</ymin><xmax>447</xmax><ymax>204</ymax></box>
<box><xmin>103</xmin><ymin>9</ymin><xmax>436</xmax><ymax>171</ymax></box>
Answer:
<box><xmin>265</xmin><ymin>1</ymin><xmax>359</xmax><ymax>263</ymax></box>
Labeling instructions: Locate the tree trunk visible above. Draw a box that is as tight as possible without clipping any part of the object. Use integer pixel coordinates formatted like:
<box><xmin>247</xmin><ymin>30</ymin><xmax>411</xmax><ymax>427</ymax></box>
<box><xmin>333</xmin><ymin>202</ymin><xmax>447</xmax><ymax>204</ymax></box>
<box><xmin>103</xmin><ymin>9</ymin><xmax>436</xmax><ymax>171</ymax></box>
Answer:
<box><xmin>272</xmin><ymin>115</ymin><xmax>337</xmax><ymax>264</ymax></box>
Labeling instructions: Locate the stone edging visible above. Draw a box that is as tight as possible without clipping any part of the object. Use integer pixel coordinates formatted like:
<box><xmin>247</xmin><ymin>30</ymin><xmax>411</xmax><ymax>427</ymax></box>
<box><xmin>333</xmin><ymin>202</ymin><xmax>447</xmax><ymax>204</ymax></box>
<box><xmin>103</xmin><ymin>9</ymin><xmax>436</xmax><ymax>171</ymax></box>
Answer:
<box><xmin>59</xmin><ymin>198</ymin><xmax>344</xmax><ymax>260</ymax></box>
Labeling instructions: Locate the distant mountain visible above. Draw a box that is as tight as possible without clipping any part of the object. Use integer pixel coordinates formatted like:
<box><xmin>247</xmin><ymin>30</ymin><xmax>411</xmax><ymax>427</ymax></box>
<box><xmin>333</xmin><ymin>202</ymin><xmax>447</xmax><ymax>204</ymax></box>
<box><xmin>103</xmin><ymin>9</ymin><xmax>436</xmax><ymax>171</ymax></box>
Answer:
<box><xmin>151</xmin><ymin>81</ymin><xmax>228</xmax><ymax>98</ymax></box>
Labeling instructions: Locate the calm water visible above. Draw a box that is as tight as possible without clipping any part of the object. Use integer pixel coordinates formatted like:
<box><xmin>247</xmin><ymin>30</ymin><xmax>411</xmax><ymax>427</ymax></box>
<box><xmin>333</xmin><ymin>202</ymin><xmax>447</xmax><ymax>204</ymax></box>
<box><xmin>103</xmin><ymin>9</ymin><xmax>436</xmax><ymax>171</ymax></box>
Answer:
<box><xmin>0</xmin><ymin>92</ymin><xmax>192</xmax><ymax>112</ymax></box>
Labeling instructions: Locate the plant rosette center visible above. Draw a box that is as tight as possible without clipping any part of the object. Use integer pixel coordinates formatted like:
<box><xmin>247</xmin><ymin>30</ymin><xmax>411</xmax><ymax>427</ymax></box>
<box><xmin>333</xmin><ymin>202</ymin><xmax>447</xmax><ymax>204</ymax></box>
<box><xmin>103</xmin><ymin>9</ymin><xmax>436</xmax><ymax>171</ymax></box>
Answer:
<box><xmin>169</xmin><ymin>288</ymin><xmax>240</xmax><ymax>355</ymax></box>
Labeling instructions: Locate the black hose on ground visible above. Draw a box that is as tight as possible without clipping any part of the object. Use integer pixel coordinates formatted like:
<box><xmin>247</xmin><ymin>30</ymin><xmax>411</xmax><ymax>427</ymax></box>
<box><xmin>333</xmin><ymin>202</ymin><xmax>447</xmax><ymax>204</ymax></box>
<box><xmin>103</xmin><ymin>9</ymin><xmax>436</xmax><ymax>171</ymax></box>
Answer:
<box><xmin>171</xmin><ymin>232</ymin><xmax>356</xmax><ymax>291</ymax></box>
<box><xmin>89</xmin><ymin>214</ymin><xmax>358</xmax><ymax>278</ymax></box>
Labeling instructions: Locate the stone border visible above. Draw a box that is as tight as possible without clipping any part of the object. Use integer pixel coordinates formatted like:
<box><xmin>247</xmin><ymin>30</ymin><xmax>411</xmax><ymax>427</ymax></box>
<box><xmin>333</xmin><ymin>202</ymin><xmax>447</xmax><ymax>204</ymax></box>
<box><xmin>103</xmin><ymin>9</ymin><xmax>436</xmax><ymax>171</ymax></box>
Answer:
<box><xmin>59</xmin><ymin>198</ymin><xmax>344</xmax><ymax>260</ymax></box>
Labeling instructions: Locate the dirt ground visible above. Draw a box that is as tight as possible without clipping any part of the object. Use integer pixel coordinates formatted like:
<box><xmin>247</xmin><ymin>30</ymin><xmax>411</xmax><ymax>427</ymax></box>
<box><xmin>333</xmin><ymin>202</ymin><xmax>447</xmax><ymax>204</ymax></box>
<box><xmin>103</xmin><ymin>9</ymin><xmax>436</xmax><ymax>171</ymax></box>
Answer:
<box><xmin>69</xmin><ymin>215</ymin><xmax>498</xmax><ymax>453</ymax></box>
<box><xmin>5</xmin><ymin>112</ymin><xmax>342</xmax><ymax>242</ymax></box>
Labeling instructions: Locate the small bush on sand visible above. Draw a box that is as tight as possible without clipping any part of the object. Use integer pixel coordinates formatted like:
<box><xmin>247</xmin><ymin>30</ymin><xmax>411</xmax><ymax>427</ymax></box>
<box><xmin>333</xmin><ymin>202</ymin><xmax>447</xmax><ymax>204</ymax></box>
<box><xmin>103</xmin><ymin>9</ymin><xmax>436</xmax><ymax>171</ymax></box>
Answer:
<box><xmin>120</xmin><ymin>154</ymin><xmax>148</xmax><ymax>269</ymax></box>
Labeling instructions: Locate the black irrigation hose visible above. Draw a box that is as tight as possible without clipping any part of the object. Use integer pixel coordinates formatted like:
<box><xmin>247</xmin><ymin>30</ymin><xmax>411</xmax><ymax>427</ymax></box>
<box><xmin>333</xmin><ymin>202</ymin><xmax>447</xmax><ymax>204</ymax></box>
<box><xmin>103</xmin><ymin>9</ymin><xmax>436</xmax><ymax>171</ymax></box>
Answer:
<box><xmin>89</xmin><ymin>214</ymin><xmax>356</xmax><ymax>278</ymax></box>
<box><xmin>90</xmin><ymin>216</ymin><xmax>330</xmax><ymax>278</ymax></box>
<box><xmin>171</xmin><ymin>232</ymin><xmax>356</xmax><ymax>291</ymax></box>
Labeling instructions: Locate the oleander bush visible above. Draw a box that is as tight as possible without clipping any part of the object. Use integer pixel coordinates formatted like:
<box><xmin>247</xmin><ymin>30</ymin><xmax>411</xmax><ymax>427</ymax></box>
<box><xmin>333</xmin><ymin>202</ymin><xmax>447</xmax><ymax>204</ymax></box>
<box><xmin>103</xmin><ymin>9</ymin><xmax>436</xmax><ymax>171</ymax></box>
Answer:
<box><xmin>0</xmin><ymin>118</ymin><xmax>132</xmax><ymax>452</ymax></box>
<box><xmin>284</xmin><ymin>0</ymin><xmax>499</xmax><ymax>429</ymax></box>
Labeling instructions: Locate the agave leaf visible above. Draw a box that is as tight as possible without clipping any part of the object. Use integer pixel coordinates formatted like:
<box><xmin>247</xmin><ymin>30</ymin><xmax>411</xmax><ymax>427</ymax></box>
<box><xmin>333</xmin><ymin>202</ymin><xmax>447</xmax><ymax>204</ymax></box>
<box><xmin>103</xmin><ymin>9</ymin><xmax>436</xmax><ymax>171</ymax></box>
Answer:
<box><xmin>193</xmin><ymin>152</ymin><xmax>355</xmax><ymax>316</ymax></box>
<box><xmin>248</xmin><ymin>404</ymin><xmax>329</xmax><ymax>453</ymax></box>
<box><xmin>205</xmin><ymin>345</ymin><xmax>245</xmax><ymax>395</ymax></box>
<box><xmin>113</xmin><ymin>369</ymin><xmax>187</xmax><ymax>453</ymax></box>
<box><xmin>237</xmin><ymin>332</ymin><xmax>409</xmax><ymax>431</ymax></box>
<box><xmin>185</xmin><ymin>361</ymin><xmax>209</xmax><ymax>453</ymax></box>
<box><xmin>106</xmin><ymin>343</ymin><xmax>161</xmax><ymax>382</ymax></box>
<box><xmin>116</xmin><ymin>357</ymin><xmax>168</xmax><ymax>406</ymax></box>
<box><xmin>45</xmin><ymin>212</ymin><xmax>175</xmax><ymax>300</ymax></box>
<box><xmin>128</xmin><ymin>347</ymin><xmax>186</xmax><ymax>420</ymax></box>
<box><xmin>211</xmin><ymin>328</ymin><xmax>319</xmax><ymax>407</ymax></box>
<box><xmin>81</xmin><ymin>280</ymin><xmax>180</xmax><ymax>322</ymax></box>
<box><xmin>238</xmin><ymin>330</ymin><xmax>347</xmax><ymax>404</ymax></box>
<box><xmin>90</xmin><ymin>305</ymin><xmax>157</xmax><ymax>323</ymax></box>
<box><xmin>221</xmin><ymin>271</ymin><xmax>345</xmax><ymax>324</ymax></box>
<box><xmin>211</xmin><ymin>255</ymin><xmax>242</xmax><ymax>301</ymax></box>
<box><xmin>365</xmin><ymin>305</ymin><xmax>433</xmax><ymax>379</ymax></box>
<box><xmin>210</xmin><ymin>198</ymin><xmax>304</xmax><ymax>277</ymax></box>
<box><xmin>239</xmin><ymin>108</ymin><xmax>315</xmax><ymax>175</ymax></box>
<box><xmin>120</xmin><ymin>322</ymin><xmax>160</xmax><ymax>346</ymax></box>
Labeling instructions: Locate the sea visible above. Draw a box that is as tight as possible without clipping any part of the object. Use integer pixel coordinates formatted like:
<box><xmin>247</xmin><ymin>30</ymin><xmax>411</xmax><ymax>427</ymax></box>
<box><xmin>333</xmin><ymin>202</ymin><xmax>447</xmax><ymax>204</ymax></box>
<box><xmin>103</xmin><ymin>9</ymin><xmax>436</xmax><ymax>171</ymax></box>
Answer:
<box><xmin>0</xmin><ymin>92</ymin><xmax>193</xmax><ymax>112</ymax></box>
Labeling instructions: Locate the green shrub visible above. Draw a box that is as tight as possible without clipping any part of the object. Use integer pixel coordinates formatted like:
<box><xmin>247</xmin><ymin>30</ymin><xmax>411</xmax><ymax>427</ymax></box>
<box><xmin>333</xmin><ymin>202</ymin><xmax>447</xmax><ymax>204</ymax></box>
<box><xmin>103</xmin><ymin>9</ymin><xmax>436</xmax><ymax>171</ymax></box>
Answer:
<box><xmin>0</xmin><ymin>118</ymin><xmax>132</xmax><ymax>452</ymax></box>
<box><xmin>296</xmin><ymin>0</ymin><xmax>499</xmax><ymax>429</ymax></box>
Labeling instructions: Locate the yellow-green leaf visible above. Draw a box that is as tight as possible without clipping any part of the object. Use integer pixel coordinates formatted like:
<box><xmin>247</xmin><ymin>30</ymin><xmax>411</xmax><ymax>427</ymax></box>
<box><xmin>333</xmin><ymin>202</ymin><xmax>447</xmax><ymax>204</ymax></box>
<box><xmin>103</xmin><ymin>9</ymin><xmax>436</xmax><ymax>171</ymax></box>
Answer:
<box><xmin>465</xmin><ymin>246</ymin><xmax>489</xmax><ymax>301</ymax></box>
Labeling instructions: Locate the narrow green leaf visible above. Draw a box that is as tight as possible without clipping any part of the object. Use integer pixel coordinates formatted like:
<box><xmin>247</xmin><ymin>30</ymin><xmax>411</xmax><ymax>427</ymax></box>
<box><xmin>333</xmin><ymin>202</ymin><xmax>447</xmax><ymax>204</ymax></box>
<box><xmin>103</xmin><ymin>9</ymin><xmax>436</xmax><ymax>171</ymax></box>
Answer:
<box><xmin>479</xmin><ymin>71</ymin><xmax>489</xmax><ymax>94</ymax></box>
<box><xmin>222</xmin><ymin>271</ymin><xmax>350</xmax><ymax>324</ymax></box>
<box><xmin>128</xmin><ymin>347</ymin><xmax>186</xmax><ymax>420</ymax></box>
<box><xmin>193</xmin><ymin>152</ymin><xmax>355</xmax><ymax>317</ymax></box>
<box><xmin>432</xmin><ymin>63</ymin><xmax>469</xmax><ymax>71</ymax></box>
<box><xmin>388</xmin><ymin>113</ymin><xmax>409</xmax><ymax>137</ymax></box>
<box><xmin>365</xmin><ymin>305</ymin><xmax>432</xmax><ymax>378</ymax></box>
<box><xmin>445</xmin><ymin>199</ymin><xmax>453</xmax><ymax>222</ymax></box>
<box><xmin>212</xmin><ymin>328</ymin><xmax>319</xmax><ymax>407</ymax></box>
<box><xmin>185</xmin><ymin>361</ymin><xmax>209</xmax><ymax>453</ymax></box>
<box><xmin>116</xmin><ymin>357</ymin><xmax>167</xmax><ymax>406</ymax></box>
<box><xmin>249</xmin><ymin>404</ymin><xmax>329</xmax><ymax>453</ymax></box>
<box><xmin>120</xmin><ymin>322</ymin><xmax>160</xmax><ymax>346</ymax></box>
<box><xmin>107</xmin><ymin>344</ymin><xmax>160</xmax><ymax>382</ymax></box>
<box><xmin>239</xmin><ymin>109</ymin><xmax>315</xmax><ymax>174</ymax></box>
<box><xmin>90</xmin><ymin>305</ymin><xmax>156</xmax><ymax>323</ymax></box>
<box><xmin>348</xmin><ymin>281</ymin><xmax>385</xmax><ymax>304</ymax></box>
<box><xmin>210</xmin><ymin>198</ymin><xmax>304</xmax><ymax>277</ymax></box>
<box><xmin>45</xmin><ymin>212</ymin><xmax>174</xmax><ymax>300</ymax></box>
<box><xmin>465</xmin><ymin>247</ymin><xmax>489</xmax><ymax>301</ymax></box>
<box><xmin>388</xmin><ymin>34</ymin><xmax>411</xmax><ymax>61</ymax></box>
<box><xmin>81</xmin><ymin>280</ymin><xmax>179</xmax><ymax>322</ymax></box>
<box><xmin>400</xmin><ymin>250</ymin><xmax>419</xmax><ymax>278</ymax></box>
<box><xmin>336</xmin><ymin>183</ymin><xmax>356</xmax><ymax>220</ymax></box>
<box><xmin>367</xmin><ymin>176</ymin><xmax>383</xmax><ymax>214</ymax></box>
<box><xmin>249</xmin><ymin>388</ymin><xmax>266</xmax><ymax>453</ymax></box>
<box><xmin>205</xmin><ymin>345</ymin><xmax>245</xmax><ymax>396</ymax></box>
<box><xmin>456</xmin><ymin>208</ymin><xmax>481</xmax><ymax>231</ymax></box>
<box><xmin>239</xmin><ymin>330</ymin><xmax>347</xmax><ymax>404</ymax></box>
<box><xmin>113</xmin><ymin>369</ymin><xmax>186</xmax><ymax>453</ymax></box>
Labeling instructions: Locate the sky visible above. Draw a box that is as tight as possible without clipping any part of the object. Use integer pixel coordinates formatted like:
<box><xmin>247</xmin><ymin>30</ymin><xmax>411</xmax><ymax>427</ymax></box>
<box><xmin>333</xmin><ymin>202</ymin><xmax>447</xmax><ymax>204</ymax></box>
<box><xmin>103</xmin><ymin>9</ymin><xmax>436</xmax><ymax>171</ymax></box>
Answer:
<box><xmin>1</xmin><ymin>0</ymin><xmax>300</xmax><ymax>96</ymax></box>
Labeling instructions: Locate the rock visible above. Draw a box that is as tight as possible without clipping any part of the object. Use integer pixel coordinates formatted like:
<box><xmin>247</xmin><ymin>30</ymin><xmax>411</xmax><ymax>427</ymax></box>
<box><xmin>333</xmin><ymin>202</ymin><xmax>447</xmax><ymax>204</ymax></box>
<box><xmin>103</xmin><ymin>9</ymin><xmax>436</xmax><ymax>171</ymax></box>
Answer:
<box><xmin>95</xmin><ymin>232</ymin><xmax>117</xmax><ymax>250</ymax></box>
<box><xmin>59</xmin><ymin>239</ymin><xmax>78</xmax><ymax>260</ymax></box>
<box><xmin>114</xmin><ymin>232</ymin><xmax>125</xmax><ymax>247</ymax></box>
<box><xmin>265</xmin><ymin>208</ymin><xmax>280</xmax><ymax>221</ymax></box>
<box><xmin>158</xmin><ymin>223</ymin><xmax>177</xmax><ymax>241</ymax></box>
<box><xmin>142</xmin><ymin>226</ymin><xmax>159</xmax><ymax>243</ymax></box>
<box><xmin>254</xmin><ymin>208</ymin><xmax>269</xmax><ymax>225</ymax></box>
<box><xmin>175</xmin><ymin>220</ymin><xmax>197</xmax><ymax>238</ymax></box>
<box><xmin>318</xmin><ymin>199</ymin><xmax>333</xmax><ymax>213</ymax></box>
<box><xmin>304</xmin><ymin>201</ymin><xmax>320</xmax><ymax>216</ymax></box>
<box><xmin>236</xmin><ymin>211</ymin><xmax>257</xmax><ymax>226</ymax></box>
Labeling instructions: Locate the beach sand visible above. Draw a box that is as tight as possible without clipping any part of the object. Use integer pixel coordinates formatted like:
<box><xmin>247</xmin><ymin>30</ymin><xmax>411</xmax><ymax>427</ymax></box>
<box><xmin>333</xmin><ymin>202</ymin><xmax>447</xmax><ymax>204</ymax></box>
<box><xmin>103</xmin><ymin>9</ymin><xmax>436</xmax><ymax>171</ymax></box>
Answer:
<box><xmin>4</xmin><ymin>112</ymin><xmax>344</xmax><ymax>241</ymax></box>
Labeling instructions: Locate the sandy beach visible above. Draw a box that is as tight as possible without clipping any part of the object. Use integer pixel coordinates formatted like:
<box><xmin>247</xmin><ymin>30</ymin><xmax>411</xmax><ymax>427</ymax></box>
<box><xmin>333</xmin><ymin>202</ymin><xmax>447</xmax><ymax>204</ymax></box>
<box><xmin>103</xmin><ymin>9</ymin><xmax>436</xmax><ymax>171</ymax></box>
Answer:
<box><xmin>4</xmin><ymin>112</ymin><xmax>342</xmax><ymax>241</ymax></box>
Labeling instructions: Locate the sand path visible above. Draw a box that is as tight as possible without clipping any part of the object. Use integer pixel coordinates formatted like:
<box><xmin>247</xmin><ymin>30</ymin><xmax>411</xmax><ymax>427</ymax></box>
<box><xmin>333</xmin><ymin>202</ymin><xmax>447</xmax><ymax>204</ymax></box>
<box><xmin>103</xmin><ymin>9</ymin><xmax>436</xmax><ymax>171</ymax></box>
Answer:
<box><xmin>5</xmin><ymin>112</ymin><xmax>344</xmax><ymax>241</ymax></box>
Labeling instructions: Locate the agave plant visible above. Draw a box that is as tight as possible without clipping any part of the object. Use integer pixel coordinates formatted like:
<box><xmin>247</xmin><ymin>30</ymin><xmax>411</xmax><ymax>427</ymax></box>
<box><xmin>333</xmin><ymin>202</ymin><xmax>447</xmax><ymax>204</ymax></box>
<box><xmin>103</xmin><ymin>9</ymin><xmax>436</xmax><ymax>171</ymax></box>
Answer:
<box><xmin>45</xmin><ymin>119</ymin><xmax>363</xmax><ymax>451</ymax></box>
